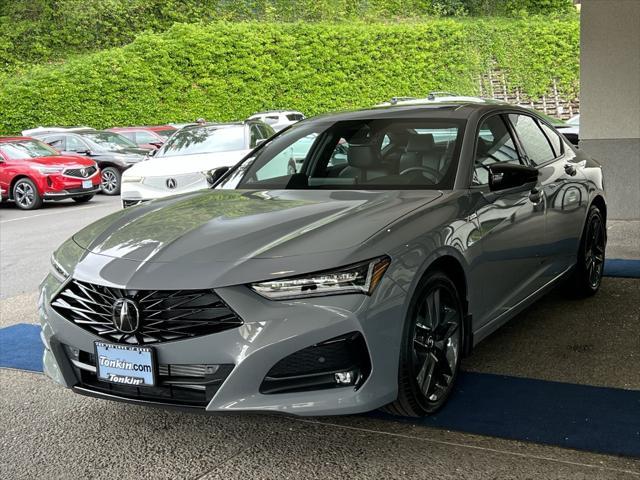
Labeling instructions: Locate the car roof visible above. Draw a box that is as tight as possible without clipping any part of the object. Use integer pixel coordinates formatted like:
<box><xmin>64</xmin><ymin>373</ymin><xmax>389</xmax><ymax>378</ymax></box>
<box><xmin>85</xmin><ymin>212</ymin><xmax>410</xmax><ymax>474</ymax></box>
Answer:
<box><xmin>249</xmin><ymin>110</ymin><xmax>303</xmax><ymax>116</ymax></box>
<box><xmin>301</xmin><ymin>101</ymin><xmax>533</xmax><ymax>124</ymax></box>
<box><xmin>0</xmin><ymin>136</ymin><xmax>35</xmax><ymax>143</ymax></box>
<box><xmin>110</xmin><ymin>125</ymin><xmax>175</xmax><ymax>132</ymax></box>
<box><xmin>21</xmin><ymin>126</ymin><xmax>95</xmax><ymax>136</ymax></box>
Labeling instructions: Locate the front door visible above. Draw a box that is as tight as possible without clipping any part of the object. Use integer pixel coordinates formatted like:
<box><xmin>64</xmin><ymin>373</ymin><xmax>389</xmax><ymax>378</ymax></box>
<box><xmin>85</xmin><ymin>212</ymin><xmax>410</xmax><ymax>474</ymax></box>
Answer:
<box><xmin>469</xmin><ymin>114</ymin><xmax>547</xmax><ymax>327</ymax></box>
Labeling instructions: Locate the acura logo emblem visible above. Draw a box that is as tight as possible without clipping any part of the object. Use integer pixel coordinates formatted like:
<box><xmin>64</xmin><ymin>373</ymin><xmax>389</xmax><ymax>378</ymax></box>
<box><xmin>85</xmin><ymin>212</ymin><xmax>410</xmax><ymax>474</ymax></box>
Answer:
<box><xmin>80</xmin><ymin>167</ymin><xmax>88</xmax><ymax>178</ymax></box>
<box><xmin>166</xmin><ymin>178</ymin><xmax>177</xmax><ymax>189</ymax></box>
<box><xmin>111</xmin><ymin>298</ymin><xmax>140</xmax><ymax>334</ymax></box>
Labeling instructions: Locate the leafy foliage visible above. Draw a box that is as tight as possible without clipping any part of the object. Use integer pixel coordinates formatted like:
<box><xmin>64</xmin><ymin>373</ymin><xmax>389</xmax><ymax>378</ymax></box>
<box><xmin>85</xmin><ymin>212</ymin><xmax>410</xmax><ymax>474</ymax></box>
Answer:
<box><xmin>0</xmin><ymin>19</ymin><xmax>579</xmax><ymax>134</ymax></box>
<box><xmin>0</xmin><ymin>0</ymin><xmax>575</xmax><ymax>73</ymax></box>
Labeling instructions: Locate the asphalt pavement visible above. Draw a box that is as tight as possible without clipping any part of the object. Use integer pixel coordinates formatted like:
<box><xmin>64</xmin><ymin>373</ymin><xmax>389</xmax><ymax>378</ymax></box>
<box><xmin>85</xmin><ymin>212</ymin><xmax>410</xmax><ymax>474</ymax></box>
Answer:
<box><xmin>0</xmin><ymin>195</ymin><xmax>639</xmax><ymax>479</ymax></box>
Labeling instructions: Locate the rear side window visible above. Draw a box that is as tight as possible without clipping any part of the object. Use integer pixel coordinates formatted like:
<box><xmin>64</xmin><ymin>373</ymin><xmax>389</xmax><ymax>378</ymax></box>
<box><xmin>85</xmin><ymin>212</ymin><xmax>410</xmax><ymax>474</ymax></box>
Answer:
<box><xmin>539</xmin><ymin>123</ymin><xmax>563</xmax><ymax>157</ymax></box>
<box><xmin>509</xmin><ymin>114</ymin><xmax>555</xmax><ymax>166</ymax></box>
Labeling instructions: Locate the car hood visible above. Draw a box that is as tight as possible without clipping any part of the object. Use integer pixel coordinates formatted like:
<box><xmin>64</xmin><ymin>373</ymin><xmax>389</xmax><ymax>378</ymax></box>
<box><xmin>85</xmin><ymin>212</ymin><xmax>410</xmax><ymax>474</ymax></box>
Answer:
<box><xmin>72</xmin><ymin>189</ymin><xmax>442</xmax><ymax>263</ymax></box>
<box><xmin>127</xmin><ymin>150</ymin><xmax>250</xmax><ymax>177</ymax></box>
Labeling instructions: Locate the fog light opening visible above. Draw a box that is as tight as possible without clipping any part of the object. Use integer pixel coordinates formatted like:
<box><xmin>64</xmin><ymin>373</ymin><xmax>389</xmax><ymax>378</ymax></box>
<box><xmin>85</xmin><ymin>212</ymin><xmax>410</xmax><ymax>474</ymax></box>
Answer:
<box><xmin>334</xmin><ymin>369</ymin><xmax>361</xmax><ymax>386</ymax></box>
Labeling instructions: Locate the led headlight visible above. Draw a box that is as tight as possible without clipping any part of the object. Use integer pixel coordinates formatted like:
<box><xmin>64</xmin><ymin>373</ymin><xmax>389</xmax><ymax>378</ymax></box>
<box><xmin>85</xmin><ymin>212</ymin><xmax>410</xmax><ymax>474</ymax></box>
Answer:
<box><xmin>250</xmin><ymin>256</ymin><xmax>391</xmax><ymax>300</ymax></box>
<box><xmin>122</xmin><ymin>176</ymin><xmax>144</xmax><ymax>183</ymax></box>
<box><xmin>50</xmin><ymin>254</ymin><xmax>69</xmax><ymax>282</ymax></box>
<box><xmin>30</xmin><ymin>165</ymin><xmax>64</xmax><ymax>174</ymax></box>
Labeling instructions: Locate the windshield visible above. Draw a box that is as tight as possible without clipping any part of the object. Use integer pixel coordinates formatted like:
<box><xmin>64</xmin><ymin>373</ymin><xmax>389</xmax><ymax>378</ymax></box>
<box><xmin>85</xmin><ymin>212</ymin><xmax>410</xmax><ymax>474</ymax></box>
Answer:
<box><xmin>0</xmin><ymin>139</ymin><xmax>60</xmax><ymax>160</ymax></box>
<box><xmin>219</xmin><ymin>118</ymin><xmax>464</xmax><ymax>190</ymax></box>
<box><xmin>156</xmin><ymin>125</ymin><xmax>247</xmax><ymax>157</ymax></box>
<box><xmin>82</xmin><ymin>132</ymin><xmax>137</xmax><ymax>150</ymax></box>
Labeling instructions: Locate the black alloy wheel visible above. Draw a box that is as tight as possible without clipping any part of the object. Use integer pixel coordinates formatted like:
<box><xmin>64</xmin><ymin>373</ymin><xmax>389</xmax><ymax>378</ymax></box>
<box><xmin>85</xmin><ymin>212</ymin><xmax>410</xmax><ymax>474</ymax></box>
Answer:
<box><xmin>13</xmin><ymin>178</ymin><xmax>43</xmax><ymax>210</ymax></box>
<box><xmin>384</xmin><ymin>271</ymin><xmax>464</xmax><ymax>417</ymax></box>
<box><xmin>569</xmin><ymin>205</ymin><xmax>606</xmax><ymax>297</ymax></box>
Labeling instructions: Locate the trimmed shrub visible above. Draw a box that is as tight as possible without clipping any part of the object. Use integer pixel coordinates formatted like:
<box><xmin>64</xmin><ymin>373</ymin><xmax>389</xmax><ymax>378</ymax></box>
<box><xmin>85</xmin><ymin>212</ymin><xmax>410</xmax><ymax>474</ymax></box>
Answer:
<box><xmin>0</xmin><ymin>19</ymin><xmax>579</xmax><ymax>134</ymax></box>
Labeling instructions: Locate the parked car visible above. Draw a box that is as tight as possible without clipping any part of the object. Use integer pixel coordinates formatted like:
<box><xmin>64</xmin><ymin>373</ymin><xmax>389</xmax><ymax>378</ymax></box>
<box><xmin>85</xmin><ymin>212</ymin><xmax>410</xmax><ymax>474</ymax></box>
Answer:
<box><xmin>40</xmin><ymin>101</ymin><xmax>606</xmax><ymax>416</ymax></box>
<box><xmin>0</xmin><ymin>137</ymin><xmax>100</xmax><ymax>210</ymax></box>
<box><xmin>120</xmin><ymin>121</ymin><xmax>275</xmax><ymax>207</ymax></box>
<box><xmin>27</xmin><ymin>128</ymin><xmax>150</xmax><ymax>195</ymax></box>
<box><xmin>247</xmin><ymin>110</ymin><xmax>305</xmax><ymax>132</ymax></box>
<box><xmin>107</xmin><ymin>126</ymin><xmax>177</xmax><ymax>150</ymax></box>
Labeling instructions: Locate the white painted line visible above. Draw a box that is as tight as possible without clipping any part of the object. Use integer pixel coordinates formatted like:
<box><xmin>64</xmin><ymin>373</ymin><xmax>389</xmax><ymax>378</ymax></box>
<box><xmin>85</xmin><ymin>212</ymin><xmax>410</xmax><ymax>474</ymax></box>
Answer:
<box><xmin>0</xmin><ymin>204</ymin><xmax>106</xmax><ymax>224</ymax></box>
<box><xmin>293</xmin><ymin>418</ymin><xmax>640</xmax><ymax>477</ymax></box>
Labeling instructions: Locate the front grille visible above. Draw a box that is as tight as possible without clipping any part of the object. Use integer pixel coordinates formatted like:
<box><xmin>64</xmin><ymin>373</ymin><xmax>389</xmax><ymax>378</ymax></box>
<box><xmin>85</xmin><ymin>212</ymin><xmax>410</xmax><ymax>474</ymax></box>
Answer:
<box><xmin>143</xmin><ymin>173</ymin><xmax>204</xmax><ymax>191</ymax></box>
<box><xmin>52</xmin><ymin>280</ymin><xmax>243</xmax><ymax>344</ymax></box>
<box><xmin>73</xmin><ymin>349</ymin><xmax>233</xmax><ymax>407</ymax></box>
<box><xmin>64</xmin><ymin>166</ymin><xmax>97</xmax><ymax>178</ymax></box>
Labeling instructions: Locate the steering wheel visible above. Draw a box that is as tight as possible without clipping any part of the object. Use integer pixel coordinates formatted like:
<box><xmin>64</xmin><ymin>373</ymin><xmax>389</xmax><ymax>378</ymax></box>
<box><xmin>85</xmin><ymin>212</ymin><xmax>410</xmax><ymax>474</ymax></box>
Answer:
<box><xmin>399</xmin><ymin>166</ymin><xmax>441</xmax><ymax>183</ymax></box>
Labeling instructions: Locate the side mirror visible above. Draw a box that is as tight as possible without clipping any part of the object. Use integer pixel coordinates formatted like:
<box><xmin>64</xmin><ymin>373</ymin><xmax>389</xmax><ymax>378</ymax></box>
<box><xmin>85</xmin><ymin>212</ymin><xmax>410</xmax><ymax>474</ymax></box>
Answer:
<box><xmin>205</xmin><ymin>166</ymin><xmax>230</xmax><ymax>187</ymax></box>
<box><xmin>489</xmin><ymin>163</ymin><xmax>538</xmax><ymax>192</ymax></box>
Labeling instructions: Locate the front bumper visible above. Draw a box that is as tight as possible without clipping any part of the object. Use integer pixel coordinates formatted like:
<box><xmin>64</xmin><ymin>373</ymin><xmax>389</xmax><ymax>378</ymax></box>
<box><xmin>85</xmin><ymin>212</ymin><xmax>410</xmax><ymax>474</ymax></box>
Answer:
<box><xmin>121</xmin><ymin>175</ymin><xmax>208</xmax><ymax>206</ymax></box>
<box><xmin>39</xmin><ymin>273</ymin><xmax>405</xmax><ymax>416</ymax></box>
<box><xmin>43</xmin><ymin>187</ymin><xmax>101</xmax><ymax>199</ymax></box>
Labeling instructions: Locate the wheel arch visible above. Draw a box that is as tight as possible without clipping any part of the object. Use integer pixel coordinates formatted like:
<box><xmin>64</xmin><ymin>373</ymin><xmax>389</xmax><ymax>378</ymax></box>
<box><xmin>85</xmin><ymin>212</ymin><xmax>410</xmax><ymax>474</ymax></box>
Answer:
<box><xmin>413</xmin><ymin>252</ymin><xmax>473</xmax><ymax>356</ymax></box>
<box><xmin>9</xmin><ymin>174</ymin><xmax>39</xmax><ymax>199</ymax></box>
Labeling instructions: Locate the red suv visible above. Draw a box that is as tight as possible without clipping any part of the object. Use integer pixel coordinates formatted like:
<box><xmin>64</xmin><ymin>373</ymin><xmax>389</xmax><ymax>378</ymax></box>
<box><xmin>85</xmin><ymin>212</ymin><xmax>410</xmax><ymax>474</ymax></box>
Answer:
<box><xmin>0</xmin><ymin>137</ymin><xmax>101</xmax><ymax>210</ymax></box>
<box><xmin>107</xmin><ymin>125</ymin><xmax>176</xmax><ymax>150</ymax></box>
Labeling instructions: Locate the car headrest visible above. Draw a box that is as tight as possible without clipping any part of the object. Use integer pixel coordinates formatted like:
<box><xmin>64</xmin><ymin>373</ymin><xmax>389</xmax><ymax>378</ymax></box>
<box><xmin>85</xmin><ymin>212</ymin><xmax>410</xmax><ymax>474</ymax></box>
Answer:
<box><xmin>347</xmin><ymin>143</ymin><xmax>380</xmax><ymax>168</ymax></box>
<box><xmin>405</xmin><ymin>134</ymin><xmax>435</xmax><ymax>152</ymax></box>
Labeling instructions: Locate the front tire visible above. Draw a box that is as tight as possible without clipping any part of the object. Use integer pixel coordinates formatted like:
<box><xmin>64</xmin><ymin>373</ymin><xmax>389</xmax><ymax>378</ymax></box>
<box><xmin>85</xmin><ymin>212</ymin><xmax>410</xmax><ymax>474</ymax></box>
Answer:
<box><xmin>13</xmin><ymin>178</ymin><xmax>43</xmax><ymax>210</ymax></box>
<box><xmin>100</xmin><ymin>167</ymin><xmax>121</xmax><ymax>195</ymax></box>
<box><xmin>384</xmin><ymin>271</ymin><xmax>464</xmax><ymax>417</ymax></box>
<box><xmin>567</xmin><ymin>205</ymin><xmax>606</xmax><ymax>297</ymax></box>
<box><xmin>72</xmin><ymin>194</ymin><xmax>94</xmax><ymax>203</ymax></box>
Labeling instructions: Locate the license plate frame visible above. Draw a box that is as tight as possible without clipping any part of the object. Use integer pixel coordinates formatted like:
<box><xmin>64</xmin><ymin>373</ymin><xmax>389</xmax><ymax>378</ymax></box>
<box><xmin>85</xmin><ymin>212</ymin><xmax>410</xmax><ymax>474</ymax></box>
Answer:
<box><xmin>94</xmin><ymin>341</ymin><xmax>157</xmax><ymax>387</ymax></box>
<box><xmin>82</xmin><ymin>180</ymin><xmax>93</xmax><ymax>189</ymax></box>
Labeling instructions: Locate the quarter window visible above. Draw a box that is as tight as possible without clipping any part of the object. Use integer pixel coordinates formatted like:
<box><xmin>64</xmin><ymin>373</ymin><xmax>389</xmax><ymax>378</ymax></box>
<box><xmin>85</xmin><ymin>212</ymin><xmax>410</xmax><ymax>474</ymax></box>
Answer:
<box><xmin>509</xmin><ymin>114</ymin><xmax>555</xmax><ymax>166</ymax></box>
<box><xmin>473</xmin><ymin>115</ymin><xmax>521</xmax><ymax>186</ymax></box>
<box><xmin>539</xmin><ymin>123</ymin><xmax>563</xmax><ymax>158</ymax></box>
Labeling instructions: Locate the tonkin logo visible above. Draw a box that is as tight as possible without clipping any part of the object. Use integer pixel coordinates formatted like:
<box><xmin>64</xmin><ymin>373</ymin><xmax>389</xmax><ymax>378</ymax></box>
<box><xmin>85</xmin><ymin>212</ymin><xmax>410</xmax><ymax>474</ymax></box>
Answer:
<box><xmin>166</xmin><ymin>178</ymin><xmax>177</xmax><ymax>189</ymax></box>
<box><xmin>111</xmin><ymin>298</ymin><xmax>140</xmax><ymax>334</ymax></box>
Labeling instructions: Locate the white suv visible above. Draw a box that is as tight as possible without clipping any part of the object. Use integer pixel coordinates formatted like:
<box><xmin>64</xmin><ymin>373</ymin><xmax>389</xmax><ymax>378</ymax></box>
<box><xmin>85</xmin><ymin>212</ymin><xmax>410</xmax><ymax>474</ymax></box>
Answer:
<box><xmin>247</xmin><ymin>111</ymin><xmax>305</xmax><ymax>132</ymax></box>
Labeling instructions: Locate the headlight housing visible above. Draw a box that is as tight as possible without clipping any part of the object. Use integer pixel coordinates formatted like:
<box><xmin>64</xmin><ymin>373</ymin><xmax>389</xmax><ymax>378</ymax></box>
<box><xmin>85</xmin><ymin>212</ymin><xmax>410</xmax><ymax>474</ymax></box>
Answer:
<box><xmin>30</xmin><ymin>165</ymin><xmax>64</xmax><ymax>174</ymax></box>
<box><xmin>250</xmin><ymin>256</ymin><xmax>390</xmax><ymax>300</ymax></box>
<box><xmin>122</xmin><ymin>176</ymin><xmax>144</xmax><ymax>183</ymax></box>
<box><xmin>50</xmin><ymin>254</ymin><xmax>69</xmax><ymax>282</ymax></box>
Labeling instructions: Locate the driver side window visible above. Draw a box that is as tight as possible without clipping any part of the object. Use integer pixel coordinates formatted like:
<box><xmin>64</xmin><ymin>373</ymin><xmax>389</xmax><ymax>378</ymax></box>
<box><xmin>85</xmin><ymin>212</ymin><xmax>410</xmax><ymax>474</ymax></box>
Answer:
<box><xmin>66</xmin><ymin>136</ymin><xmax>88</xmax><ymax>153</ymax></box>
<box><xmin>473</xmin><ymin>115</ymin><xmax>521</xmax><ymax>186</ymax></box>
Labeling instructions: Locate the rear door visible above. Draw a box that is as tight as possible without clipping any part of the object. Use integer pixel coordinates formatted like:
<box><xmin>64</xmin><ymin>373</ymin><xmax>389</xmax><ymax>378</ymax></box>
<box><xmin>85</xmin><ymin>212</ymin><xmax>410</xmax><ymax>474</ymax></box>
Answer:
<box><xmin>471</xmin><ymin>113</ymin><xmax>548</xmax><ymax>326</ymax></box>
<box><xmin>507</xmin><ymin>113</ymin><xmax>587</xmax><ymax>277</ymax></box>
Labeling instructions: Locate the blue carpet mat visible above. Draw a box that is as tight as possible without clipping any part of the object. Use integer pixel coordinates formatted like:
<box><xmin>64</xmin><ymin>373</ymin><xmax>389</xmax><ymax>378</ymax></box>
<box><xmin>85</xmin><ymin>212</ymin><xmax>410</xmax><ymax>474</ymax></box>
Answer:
<box><xmin>373</xmin><ymin>372</ymin><xmax>640</xmax><ymax>458</ymax></box>
<box><xmin>0</xmin><ymin>323</ymin><xmax>43</xmax><ymax>372</ymax></box>
<box><xmin>603</xmin><ymin>258</ymin><xmax>640</xmax><ymax>278</ymax></box>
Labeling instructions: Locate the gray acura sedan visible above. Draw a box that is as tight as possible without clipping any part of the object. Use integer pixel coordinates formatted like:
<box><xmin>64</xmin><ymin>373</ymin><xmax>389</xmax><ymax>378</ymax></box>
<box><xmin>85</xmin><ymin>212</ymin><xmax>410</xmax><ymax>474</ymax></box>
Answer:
<box><xmin>39</xmin><ymin>102</ymin><xmax>606</xmax><ymax>417</ymax></box>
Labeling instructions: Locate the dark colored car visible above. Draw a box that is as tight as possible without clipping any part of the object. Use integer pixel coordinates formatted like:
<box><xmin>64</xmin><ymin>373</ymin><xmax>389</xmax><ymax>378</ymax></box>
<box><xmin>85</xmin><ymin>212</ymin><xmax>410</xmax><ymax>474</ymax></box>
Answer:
<box><xmin>108</xmin><ymin>126</ymin><xmax>177</xmax><ymax>150</ymax></box>
<box><xmin>41</xmin><ymin>102</ymin><xmax>606</xmax><ymax>416</ymax></box>
<box><xmin>0</xmin><ymin>137</ymin><xmax>100</xmax><ymax>210</ymax></box>
<box><xmin>28</xmin><ymin>128</ymin><xmax>150</xmax><ymax>195</ymax></box>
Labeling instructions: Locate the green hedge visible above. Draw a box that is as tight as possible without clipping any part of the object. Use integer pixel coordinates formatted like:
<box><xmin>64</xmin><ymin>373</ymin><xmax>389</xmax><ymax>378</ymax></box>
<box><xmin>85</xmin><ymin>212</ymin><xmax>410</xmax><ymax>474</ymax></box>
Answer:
<box><xmin>0</xmin><ymin>19</ymin><xmax>579</xmax><ymax>135</ymax></box>
<box><xmin>0</xmin><ymin>0</ymin><xmax>575</xmax><ymax>74</ymax></box>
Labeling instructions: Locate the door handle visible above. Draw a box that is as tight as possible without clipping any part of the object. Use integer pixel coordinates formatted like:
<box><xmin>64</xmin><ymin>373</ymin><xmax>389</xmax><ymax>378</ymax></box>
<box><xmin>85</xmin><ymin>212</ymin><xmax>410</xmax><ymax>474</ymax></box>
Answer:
<box><xmin>564</xmin><ymin>163</ymin><xmax>577</xmax><ymax>176</ymax></box>
<box><xmin>529</xmin><ymin>187</ymin><xmax>542</xmax><ymax>203</ymax></box>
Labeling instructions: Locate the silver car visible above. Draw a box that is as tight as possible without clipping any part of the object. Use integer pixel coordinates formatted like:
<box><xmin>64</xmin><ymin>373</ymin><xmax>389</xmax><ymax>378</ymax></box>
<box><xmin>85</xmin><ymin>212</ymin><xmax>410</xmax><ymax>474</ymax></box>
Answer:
<box><xmin>39</xmin><ymin>102</ymin><xmax>606</xmax><ymax>416</ymax></box>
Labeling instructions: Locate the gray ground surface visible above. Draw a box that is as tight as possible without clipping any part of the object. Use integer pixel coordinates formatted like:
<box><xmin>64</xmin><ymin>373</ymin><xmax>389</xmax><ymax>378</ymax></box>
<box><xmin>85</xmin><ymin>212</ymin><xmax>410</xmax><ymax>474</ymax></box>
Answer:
<box><xmin>0</xmin><ymin>195</ymin><xmax>639</xmax><ymax>479</ymax></box>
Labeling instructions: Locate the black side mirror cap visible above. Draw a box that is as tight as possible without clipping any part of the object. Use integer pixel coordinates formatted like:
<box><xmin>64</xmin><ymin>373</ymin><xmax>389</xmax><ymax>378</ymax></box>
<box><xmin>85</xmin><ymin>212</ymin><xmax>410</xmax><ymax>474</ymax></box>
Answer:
<box><xmin>205</xmin><ymin>166</ymin><xmax>230</xmax><ymax>187</ymax></box>
<box><xmin>489</xmin><ymin>163</ymin><xmax>538</xmax><ymax>192</ymax></box>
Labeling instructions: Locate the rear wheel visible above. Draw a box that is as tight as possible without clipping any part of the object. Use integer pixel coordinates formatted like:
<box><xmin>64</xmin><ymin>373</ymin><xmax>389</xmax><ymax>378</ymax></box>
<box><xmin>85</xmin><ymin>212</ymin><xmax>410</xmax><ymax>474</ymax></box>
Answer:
<box><xmin>384</xmin><ymin>271</ymin><xmax>464</xmax><ymax>417</ymax></box>
<box><xmin>13</xmin><ymin>178</ymin><xmax>43</xmax><ymax>210</ymax></box>
<box><xmin>72</xmin><ymin>194</ymin><xmax>94</xmax><ymax>203</ymax></box>
<box><xmin>100</xmin><ymin>167</ymin><xmax>121</xmax><ymax>195</ymax></box>
<box><xmin>567</xmin><ymin>205</ymin><xmax>606</xmax><ymax>297</ymax></box>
